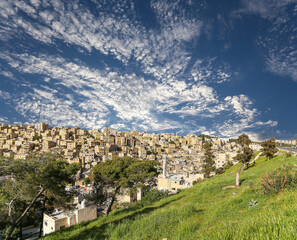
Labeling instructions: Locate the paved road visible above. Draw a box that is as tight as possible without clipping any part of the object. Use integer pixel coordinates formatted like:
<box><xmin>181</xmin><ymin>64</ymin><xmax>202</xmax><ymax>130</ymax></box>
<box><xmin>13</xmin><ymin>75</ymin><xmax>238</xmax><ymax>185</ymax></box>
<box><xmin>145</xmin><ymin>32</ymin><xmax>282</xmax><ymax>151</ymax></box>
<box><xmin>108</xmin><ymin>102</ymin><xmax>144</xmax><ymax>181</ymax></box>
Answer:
<box><xmin>23</xmin><ymin>227</ymin><xmax>40</xmax><ymax>240</ymax></box>
<box><xmin>278</xmin><ymin>147</ymin><xmax>297</xmax><ymax>154</ymax></box>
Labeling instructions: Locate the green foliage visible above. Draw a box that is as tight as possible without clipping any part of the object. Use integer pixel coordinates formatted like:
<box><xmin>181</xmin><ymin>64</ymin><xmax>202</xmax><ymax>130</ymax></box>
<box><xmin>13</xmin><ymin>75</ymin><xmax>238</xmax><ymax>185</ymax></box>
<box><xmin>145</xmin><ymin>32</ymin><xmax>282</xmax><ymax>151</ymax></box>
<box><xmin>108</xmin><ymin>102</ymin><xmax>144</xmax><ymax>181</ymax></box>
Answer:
<box><xmin>234</xmin><ymin>147</ymin><xmax>253</xmax><ymax>165</ymax></box>
<box><xmin>92</xmin><ymin>157</ymin><xmax>157</xmax><ymax>189</ymax></box>
<box><xmin>285</xmin><ymin>152</ymin><xmax>292</xmax><ymax>158</ymax></box>
<box><xmin>216</xmin><ymin>167</ymin><xmax>224</xmax><ymax>174</ymax></box>
<box><xmin>33</xmin><ymin>136</ymin><xmax>42</xmax><ymax>140</ymax></box>
<box><xmin>236</xmin><ymin>134</ymin><xmax>251</xmax><ymax>147</ymax></box>
<box><xmin>84</xmin><ymin>177</ymin><xmax>91</xmax><ymax>185</ymax></box>
<box><xmin>91</xmin><ymin>157</ymin><xmax>158</xmax><ymax>214</ymax></box>
<box><xmin>201</xmin><ymin>141</ymin><xmax>216</xmax><ymax>178</ymax></box>
<box><xmin>192</xmin><ymin>178</ymin><xmax>204</xmax><ymax>185</ymax></box>
<box><xmin>261</xmin><ymin>138</ymin><xmax>278</xmax><ymax>160</ymax></box>
<box><xmin>140</xmin><ymin>189</ymin><xmax>168</xmax><ymax>206</ymax></box>
<box><xmin>76</xmin><ymin>145</ymin><xmax>82</xmax><ymax>150</ymax></box>
<box><xmin>224</xmin><ymin>160</ymin><xmax>234</xmax><ymax>170</ymax></box>
<box><xmin>0</xmin><ymin>153</ymin><xmax>80</xmax><ymax>238</ymax></box>
<box><xmin>146</xmin><ymin>150</ymin><xmax>152</xmax><ymax>155</ymax></box>
<box><xmin>260</xmin><ymin>164</ymin><xmax>297</xmax><ymax>194</ymax></box>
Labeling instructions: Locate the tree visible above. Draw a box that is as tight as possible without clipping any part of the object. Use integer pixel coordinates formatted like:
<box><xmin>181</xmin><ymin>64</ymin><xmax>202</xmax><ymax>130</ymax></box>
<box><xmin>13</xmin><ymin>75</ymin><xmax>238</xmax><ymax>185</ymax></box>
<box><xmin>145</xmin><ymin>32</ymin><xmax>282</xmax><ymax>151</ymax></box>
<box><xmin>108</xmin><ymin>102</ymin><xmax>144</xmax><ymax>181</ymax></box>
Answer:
<box><xmin>201</xmin><ymin>141</ymin><xmax>216</xmax><ymax>178</ymax></box>
<box><xmin>0</xmin><ymin>153</ymin><xmax>80</xmax><ymax>240</ymax></box>
<box><xmin>237</xmin><ymin>134</ymin><xmax>251</xmax><ymax>148</ymax></box>
<box><xmin>84</xmin><ymin>177</ymin><xmax>91</xmax><ymax>185</ymax></box>
<box><xmin>234</xmin><ymin>134</ymin><xmax>253</xmax><ymax>187</ymax></box>
<box><xmin>261</xmin><ymin>138</ymin><xmax>277</xmax><ymax>160</ymax></box>
<box><xmin>91</xmin><ymin>157</ymin><xmax>158</xmax><ymax>216</ymax></box>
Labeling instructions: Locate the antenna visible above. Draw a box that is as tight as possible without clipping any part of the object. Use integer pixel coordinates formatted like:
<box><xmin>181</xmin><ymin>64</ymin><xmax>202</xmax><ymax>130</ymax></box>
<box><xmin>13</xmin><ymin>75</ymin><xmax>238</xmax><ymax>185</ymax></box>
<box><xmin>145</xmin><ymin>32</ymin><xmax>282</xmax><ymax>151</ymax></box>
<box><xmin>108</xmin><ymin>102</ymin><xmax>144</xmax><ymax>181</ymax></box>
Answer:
<box><xmin>162</xmin><ymin>155</ymin><xmax>167</xmax><ymax>178</ymax></box>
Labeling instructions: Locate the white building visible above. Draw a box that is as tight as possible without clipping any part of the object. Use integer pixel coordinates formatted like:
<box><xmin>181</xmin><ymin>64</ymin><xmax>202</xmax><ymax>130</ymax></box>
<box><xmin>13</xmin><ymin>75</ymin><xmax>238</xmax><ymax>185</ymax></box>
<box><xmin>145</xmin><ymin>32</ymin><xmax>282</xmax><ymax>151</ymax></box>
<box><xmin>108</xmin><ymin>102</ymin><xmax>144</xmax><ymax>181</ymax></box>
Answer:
<box><xmin>34</xmin><ymin>122</ymin><xmax>49</xmax><ymax>131</ymax></box>
<box><xmin>43</xmin><ymin>201</ymin><xmax>97</xmax><ymax>236</ymax></box>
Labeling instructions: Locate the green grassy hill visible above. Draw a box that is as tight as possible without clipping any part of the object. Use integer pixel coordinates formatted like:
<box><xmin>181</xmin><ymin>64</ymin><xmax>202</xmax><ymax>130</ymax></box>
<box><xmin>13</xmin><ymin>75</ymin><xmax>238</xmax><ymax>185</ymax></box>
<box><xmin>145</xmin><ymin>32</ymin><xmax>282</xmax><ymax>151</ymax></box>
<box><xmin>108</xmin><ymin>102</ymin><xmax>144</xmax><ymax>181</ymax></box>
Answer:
<box><xmin>43</xmin><ymin>153</ymin><xmax>297</xmax><ymax>240</ymax></box>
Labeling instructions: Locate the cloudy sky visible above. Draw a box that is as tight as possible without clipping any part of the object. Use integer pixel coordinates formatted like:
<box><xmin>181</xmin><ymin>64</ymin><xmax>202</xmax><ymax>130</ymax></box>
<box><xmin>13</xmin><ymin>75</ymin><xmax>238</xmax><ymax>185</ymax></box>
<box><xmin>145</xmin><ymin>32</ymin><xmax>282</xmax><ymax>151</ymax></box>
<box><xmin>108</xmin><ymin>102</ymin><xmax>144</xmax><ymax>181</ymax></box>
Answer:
<box><xmin>0</xmin><ymin>0</ymin><xmax>296</xmax><ymax>140</ymax></box>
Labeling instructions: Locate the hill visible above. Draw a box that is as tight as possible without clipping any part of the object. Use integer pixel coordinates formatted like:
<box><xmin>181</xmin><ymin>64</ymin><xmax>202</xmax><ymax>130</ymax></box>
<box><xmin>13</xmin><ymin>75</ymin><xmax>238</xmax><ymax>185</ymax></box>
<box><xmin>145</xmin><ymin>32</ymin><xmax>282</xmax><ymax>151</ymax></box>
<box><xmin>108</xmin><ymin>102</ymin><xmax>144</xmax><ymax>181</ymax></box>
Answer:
<box><xmin>43</xmin><ymin>153</ymin><xmax>297</xmax><ymax>240</ymax></box>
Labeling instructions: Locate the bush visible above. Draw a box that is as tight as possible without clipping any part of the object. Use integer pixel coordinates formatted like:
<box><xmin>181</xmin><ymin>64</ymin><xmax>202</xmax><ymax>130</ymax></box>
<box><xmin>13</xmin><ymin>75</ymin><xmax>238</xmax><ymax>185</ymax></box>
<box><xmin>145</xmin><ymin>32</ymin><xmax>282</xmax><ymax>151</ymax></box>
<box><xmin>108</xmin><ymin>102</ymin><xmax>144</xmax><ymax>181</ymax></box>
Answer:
<box><xmin>285</xmin><ymin>152</ymin><xmax>293</xmax><ymax>158</ymax></box>
<box><xmin>224</xmin><ymin>160</ymin><xmax>234</xmax><ymax>170</ymax></box>
<box><xmin>216</xmin><ymin>167</ymin><xmax>224</xmax><ymax>174</ymax></box>
<box><xmin>140</xmin><ymin>189</ymin><xmax>168</xmax><ymax>206</ymax></box>
<box><xmin>260</xmin><ymin>164</ymin><xmax>297</xmax><ymax>194</ymax></box>
<box><xmin>193</xmin><ymin>178</ymin><xmax>204</xmax><ymax>185</ymax></box>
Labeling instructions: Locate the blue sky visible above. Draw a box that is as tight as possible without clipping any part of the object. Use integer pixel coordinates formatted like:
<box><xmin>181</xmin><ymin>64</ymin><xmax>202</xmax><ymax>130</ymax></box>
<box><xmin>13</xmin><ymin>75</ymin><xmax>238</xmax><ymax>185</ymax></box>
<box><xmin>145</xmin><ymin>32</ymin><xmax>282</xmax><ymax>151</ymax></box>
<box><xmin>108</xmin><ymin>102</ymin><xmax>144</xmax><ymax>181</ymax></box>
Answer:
<box><xmin>0</xmin><ymin>0</ymin><xmax>296</xmax><ymax>140</ymax></box>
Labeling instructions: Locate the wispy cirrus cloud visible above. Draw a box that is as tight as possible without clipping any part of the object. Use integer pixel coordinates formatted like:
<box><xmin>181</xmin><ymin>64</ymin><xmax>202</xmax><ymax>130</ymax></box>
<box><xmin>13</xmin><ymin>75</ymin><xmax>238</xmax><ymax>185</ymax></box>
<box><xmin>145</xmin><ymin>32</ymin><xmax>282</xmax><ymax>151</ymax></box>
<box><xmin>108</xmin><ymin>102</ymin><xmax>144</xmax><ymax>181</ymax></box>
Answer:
<box><xmin>0</xmin><ymin>0</ymin><xmax>230</xmax><ymax>85</ymax></box>
<box><xmin>239</xmin><ymin>0</ymin><xmax>297</xmax><ymax>82</ymax></box>
<box><xmin>0</xmin><ymin>90</ymin><xmax>11</xmax><ymax>100</ymax></box>
<box><xmin>0</xmin><ymin>51</ymin><xmax>276</xmax><ymax>137</ymax></box>
<box><xmin>239</xmin><ymin>0</ymin><xmax>297</xmax><ymax>20</ymax></box>
<box><xmin>0</xmin><ymin>0</ymin><xmax>279</xmax><ymax>138</ymax></box>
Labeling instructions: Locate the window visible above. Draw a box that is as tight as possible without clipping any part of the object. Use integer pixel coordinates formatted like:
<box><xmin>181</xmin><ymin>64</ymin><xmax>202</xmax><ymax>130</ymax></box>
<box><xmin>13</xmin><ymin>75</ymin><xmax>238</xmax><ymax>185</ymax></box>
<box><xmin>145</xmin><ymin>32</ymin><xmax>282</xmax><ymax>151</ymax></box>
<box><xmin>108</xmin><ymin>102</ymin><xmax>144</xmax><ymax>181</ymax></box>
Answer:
<box><xmin>45</xmin><ymin>221</ymin><xmax>48</xmax><ymax>226</ymax></box>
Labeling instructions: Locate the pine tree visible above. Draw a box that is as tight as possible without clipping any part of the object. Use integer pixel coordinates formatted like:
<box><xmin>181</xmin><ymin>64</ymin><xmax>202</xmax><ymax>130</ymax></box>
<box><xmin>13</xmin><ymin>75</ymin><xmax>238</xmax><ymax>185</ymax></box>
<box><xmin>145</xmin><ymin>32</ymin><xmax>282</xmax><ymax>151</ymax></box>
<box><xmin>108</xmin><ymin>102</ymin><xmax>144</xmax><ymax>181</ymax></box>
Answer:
<box><xmin>0</xmin><ymin>153</ymin><xmax>80</xmax><ymax>240</ymax></box>
<box><xmin>261</xmin><ymin>138</ymin><xmax>277</xmax><ymax>160</ymax></box>
<box><xmin>234</xmin><ymin>134</ymin><xmax>253</xmax><ymax>187</ymax></box>
<box><xmin>91</xmin><ymin>157</ymin><xmax>158</xmax><ymax>216</ymax></box>
<box><xmin>201</xmin><ymin>141</ymin><xmax>216</xmax><ymax>178</ymax></box>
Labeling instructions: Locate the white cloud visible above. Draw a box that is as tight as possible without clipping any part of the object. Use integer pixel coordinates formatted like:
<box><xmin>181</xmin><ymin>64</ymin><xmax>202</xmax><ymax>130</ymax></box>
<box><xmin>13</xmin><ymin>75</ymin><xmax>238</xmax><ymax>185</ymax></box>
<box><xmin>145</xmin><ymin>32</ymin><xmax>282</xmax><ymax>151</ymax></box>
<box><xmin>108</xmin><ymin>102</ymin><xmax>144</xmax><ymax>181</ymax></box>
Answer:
<box><xmin>1</xmin><ymin>52</ymin><xmax>270</xmax><ymax>135</ymax></box>
<box><xmin>0</xmin><ymin>0</ymin><xmax>279</xmax><ymax>136</ymax></box>
<box><xmin>239</xmin><ymin>0</ymin><xmax>297</xmax><ymax>20</ymax></box>
<box><xmin>239</xmin><ymin>0</ymin><xmax>297</xmax><ymax>82</ymax></box>
<box><xmin>0</xmin><ymin>90</ymin><xmax>11</xmax><ymax>100</ymax></box>
<box><xmin>0</xmin><ymin>0</ymin><xmax>205</xmax><ymax>83</ymax></box>
<box><xmin>0</xmin><ymin>71</ymin><xmax>14</xmax><ymax>78</ymax></box>
<box><xmin>0</xmin><ymin>117</ymin><xmax>9</xmax><ymax>123</ymax></box>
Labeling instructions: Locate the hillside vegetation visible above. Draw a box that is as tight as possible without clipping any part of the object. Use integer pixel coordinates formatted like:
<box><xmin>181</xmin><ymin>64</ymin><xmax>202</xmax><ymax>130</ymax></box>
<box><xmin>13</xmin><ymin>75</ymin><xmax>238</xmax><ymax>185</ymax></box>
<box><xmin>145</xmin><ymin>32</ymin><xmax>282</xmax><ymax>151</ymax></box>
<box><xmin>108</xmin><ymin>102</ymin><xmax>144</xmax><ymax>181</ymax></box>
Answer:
<box><xmin>43</xmin><ymin>153</ymin><xmax>297</xmax><ymax>240</ymax></box>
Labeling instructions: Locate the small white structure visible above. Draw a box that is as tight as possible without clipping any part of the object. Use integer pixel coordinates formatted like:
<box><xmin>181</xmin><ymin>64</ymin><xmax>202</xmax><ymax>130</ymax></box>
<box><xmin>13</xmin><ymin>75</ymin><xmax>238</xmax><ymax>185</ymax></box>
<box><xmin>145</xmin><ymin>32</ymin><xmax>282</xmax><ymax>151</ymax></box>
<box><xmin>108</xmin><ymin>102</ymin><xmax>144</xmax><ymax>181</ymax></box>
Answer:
<box><xmin>43</xmin><ymin>203</ymin><xmax>97</xmax><ymax>236</ymax></box>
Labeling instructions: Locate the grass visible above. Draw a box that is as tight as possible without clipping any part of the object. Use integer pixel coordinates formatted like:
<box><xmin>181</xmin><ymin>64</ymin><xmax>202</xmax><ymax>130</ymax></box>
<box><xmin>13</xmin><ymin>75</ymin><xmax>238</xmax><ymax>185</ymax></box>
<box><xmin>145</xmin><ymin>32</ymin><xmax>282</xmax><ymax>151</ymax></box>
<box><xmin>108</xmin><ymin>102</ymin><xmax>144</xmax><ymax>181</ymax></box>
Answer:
<box><xmin>43</xmin><ymin>154</ymin><xmax>297</xmax><ymax>240</ymax></box>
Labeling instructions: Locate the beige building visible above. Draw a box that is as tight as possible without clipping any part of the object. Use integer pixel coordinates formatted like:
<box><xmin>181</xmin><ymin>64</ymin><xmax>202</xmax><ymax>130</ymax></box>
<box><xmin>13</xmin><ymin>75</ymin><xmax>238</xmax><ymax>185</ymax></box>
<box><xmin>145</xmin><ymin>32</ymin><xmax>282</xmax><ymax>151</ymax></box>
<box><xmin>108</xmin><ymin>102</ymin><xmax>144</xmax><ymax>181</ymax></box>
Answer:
<box><xmin>35</xmin><ymin>123</ymin><xmax>49</xmax><ymax>131</ymax></box>
<box><xmin>157</xmin><ymin>175</ymin><xmax>192</xmax><ymax>193</ymax></box>
<box><xmin>117</xmin><ymin>188</ymin><xmax>145</xmax><ymax>203</ymax></box>
<box><xmin>43</xmin><ymin>202</ymin><xmax>97</xmax><ymax>236</ymax></box>
<box><xmin>94</xmin><ymin>146</ymin><xmax>108</xmax><ymax>156</ymax></box>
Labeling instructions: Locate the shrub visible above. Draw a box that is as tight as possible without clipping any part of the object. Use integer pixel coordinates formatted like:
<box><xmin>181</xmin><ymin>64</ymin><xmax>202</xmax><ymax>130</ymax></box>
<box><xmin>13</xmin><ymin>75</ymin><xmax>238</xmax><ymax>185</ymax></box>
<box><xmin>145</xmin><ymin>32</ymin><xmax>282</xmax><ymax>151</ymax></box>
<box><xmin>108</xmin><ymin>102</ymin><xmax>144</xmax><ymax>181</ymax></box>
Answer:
<box><xmin>224</xmin><ymin>160</ymin><xmax>234</xmax><ymax>170</ymax></box>
<box><xmin>285</xmin><ymin>152</ymin><xmax>292</xmax><ymax>158</ymax></box>
<box><xmin>193</xmin><ymin>178</ymin><xmax>204</xmax><ymax>185</ymax></box>
<box><xmin>260</xmin><ymin>164</ymin><xmax>297</xmax><ymax>194</ymax></box>
<box><xmin>216</xmin><ymin>167</ymin><xmax>224</xmax><ymax>174</ymax></box>
<box><xmin>140</xmin><ymin>189</ymin><xmax>168</xmax><ymax>206</ymax></box>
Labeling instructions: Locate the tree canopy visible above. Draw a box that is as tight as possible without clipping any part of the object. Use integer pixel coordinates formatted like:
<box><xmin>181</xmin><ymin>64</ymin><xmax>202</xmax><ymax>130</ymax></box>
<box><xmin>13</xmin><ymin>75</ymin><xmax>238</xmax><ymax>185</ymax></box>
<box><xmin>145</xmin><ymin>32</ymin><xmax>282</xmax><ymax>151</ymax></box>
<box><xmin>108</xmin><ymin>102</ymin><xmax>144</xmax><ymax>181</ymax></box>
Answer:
<box><xmin>261</xmin><ymin>138</ymin><xmax>278</xmax><ymax>160</ymax></box>
<box><xmin>234</xmin><ymin>134</ymin><xmax>253</xmax><ymax>187</ymax></box>
<box><xmin>91</xmin><ymin>157</ymin><xmax>158</xmax><ymax>216</ymax></box>
<box><xmin>236</xmin><ymin>134</ymin><xmax>252</xmax><ymax>147</ymax></box>
<box><xmin>0</xmin><ymin>153</ymin><xmax>80</xmax><ymax>239</ymax></box>
<box><xmin>201</xmin><ymin>141</ymin><xmax>216</xmax><ymax>178</ymax></box>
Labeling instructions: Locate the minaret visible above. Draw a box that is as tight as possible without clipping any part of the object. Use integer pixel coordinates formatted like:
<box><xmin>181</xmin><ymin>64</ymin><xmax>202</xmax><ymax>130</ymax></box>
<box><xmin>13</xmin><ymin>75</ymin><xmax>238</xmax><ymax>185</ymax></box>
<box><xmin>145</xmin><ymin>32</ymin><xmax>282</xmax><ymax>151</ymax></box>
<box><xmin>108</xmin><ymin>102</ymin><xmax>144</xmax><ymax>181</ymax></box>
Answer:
<box><xmin>162</xmin><ymin>155</ymin><xmax>167</xmax><ymax>178</ymax></box>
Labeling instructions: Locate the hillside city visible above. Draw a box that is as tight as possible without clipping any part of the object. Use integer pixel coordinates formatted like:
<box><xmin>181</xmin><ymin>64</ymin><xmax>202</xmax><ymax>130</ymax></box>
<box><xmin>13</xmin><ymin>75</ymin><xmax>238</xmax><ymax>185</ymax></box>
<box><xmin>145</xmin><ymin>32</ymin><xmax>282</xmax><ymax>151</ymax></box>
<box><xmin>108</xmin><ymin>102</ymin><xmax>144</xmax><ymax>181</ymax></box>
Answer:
<box><xmin>0</xmin><ymin>122</ymin><xmax>296</xmax><ymax>238</ymax></box>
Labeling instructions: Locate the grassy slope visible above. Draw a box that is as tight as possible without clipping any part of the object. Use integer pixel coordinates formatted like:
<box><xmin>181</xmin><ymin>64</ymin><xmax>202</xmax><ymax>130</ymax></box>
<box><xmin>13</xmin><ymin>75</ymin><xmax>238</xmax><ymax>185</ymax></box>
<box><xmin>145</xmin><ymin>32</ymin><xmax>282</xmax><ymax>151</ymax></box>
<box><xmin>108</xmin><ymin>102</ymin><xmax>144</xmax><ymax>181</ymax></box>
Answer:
<box><xmin>43</xmin><ymin>154</ymin><xmax>297</xmax><ymax>240</ymax></box>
